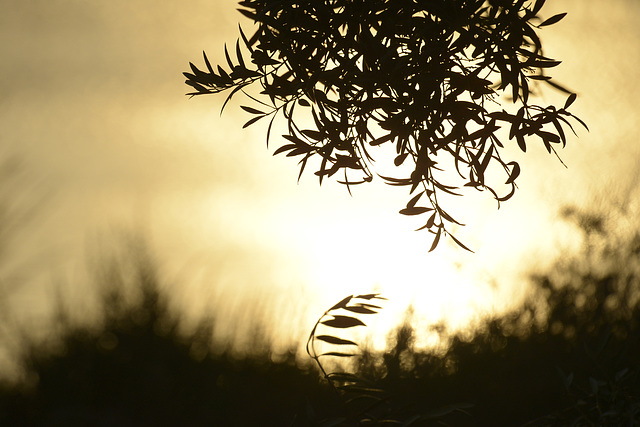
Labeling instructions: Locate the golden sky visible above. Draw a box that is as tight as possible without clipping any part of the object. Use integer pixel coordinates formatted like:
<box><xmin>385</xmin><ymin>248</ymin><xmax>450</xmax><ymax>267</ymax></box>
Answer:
<box><xmin>1</xmin><ymin>0</ymin><xmax>639</xmax><ymax>359</ymax></box>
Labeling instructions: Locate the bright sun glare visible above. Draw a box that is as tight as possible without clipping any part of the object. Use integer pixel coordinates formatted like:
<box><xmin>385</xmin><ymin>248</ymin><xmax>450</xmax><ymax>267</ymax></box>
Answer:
<box><xmin>260</xmin><ymin>173</ymin><xmax>504</xmax><ymax>351</ymax></box>
<box><xmin>176</xmin><ymin>114</ymin><xmax>528</xmax><ymax>353</ymax></box>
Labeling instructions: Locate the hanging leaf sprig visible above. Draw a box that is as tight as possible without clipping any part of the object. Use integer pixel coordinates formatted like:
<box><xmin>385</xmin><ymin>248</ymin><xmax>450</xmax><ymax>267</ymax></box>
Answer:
<box><xmin>185</xmin><ymin>0</ymin><xmax>587</xmax><ymax>251</ymax></box>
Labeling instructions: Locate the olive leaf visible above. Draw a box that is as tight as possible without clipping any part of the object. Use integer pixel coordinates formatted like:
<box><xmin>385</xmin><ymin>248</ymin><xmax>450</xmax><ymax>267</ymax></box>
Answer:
<box><xmin>186</xmin><ymin>0</ymin><xmax>586</xmax><ymax>251</ymax></box>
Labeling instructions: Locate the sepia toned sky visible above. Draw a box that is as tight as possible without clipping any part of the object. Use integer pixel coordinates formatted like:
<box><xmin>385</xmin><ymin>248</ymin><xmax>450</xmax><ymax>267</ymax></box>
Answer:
<box><xmin>1</xmin><ymin>0</ymin><xmax>639</xmax><ymax>361</ymax></box>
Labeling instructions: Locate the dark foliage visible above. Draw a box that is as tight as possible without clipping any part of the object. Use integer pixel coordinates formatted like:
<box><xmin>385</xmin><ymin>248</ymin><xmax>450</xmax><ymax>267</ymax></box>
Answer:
<box><xmin>0</xmin><ymin>251</ymin><xmax>339</xmax><ymax>427</ymax></box>
<box><xmin>3</xmin><ymin>208</ymin><xmax>639</xmax><ymax>425</ymax></box>
<box><xmin>345</xmin><ymin>207</ymin><xmax>640</xmax><ymax>425</ymax></box>
<box><xmin>185</xmin><ymin>0</ymin><xmax>586</xmax><ymax>250</ymax></box>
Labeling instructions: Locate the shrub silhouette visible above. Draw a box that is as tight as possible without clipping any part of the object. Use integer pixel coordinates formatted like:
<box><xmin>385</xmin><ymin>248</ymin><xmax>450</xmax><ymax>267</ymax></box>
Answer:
<box><xmin>0</xmin><ymin>245</ymin><xmax>339</xmax><ymax>426</ymax></box>
<box><xmin>348</xmin><ymin>206</ymin><xmax>640</xmax><ymax>425</ymax></box>
<box><xmin>2</xmin><ymin>209</ymin><xmax>639</xmax><ymax>425</ymax></box>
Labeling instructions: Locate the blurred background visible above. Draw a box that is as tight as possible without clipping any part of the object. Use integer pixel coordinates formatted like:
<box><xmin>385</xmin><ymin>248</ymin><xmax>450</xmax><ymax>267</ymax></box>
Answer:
<box><xmin>0</xmin><ymin>0</ymin><xmax>639</xmax><ymax>385</ymax></box>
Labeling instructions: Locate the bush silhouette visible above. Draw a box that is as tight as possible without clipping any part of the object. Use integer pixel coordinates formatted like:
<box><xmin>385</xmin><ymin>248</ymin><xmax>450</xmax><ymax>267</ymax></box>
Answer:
<box><xmin>2</xmin><ymin>208</ymin><xmax>639</xmax><ymax>425</ymax></box>
<box><xmin>0</xmin><ymin>245</ymin><xmax>339</xmax><ymax>426</ymax></box>
<box><xmin>346</xmin><ymin>205</ymin><xmax>640</xmax><ymax>425</ymax></box>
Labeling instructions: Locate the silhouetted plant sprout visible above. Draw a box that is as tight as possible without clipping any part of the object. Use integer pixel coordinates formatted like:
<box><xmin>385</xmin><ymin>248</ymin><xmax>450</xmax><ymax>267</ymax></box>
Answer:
<box><xmin>185</xmin><ymin>0</ymin><xmax>586</xmax><ymax>250</ymax></box>
<box><xmin>306</xmin><ymin>293</ymin><xmax>396</xmax><ymax>423</ymax></box>
<box><xmin>306</xmin><ymin>294</ymin><xmax>385</xmax><ymax>393</ymax></box>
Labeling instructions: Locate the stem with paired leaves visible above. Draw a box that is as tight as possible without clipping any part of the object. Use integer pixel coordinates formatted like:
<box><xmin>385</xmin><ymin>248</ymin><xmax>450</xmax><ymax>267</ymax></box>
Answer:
<box><xmin>306</xmin><ymin>293</ymin><xmax>386</xmax><ymax>395</ymax></box>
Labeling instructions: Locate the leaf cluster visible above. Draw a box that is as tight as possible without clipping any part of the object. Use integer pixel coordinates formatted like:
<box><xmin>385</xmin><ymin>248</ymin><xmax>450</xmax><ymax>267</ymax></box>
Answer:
<box><xmin>185</xmin><ymin>0</ymin><xmax>586</xmax><ymax>250</ymax></box>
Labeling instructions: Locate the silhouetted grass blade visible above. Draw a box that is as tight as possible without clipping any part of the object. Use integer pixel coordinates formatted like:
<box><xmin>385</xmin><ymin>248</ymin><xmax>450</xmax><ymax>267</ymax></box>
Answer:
<box><xmin>315</xmin><ymin>335</ymin><xmax>358</xmax><ymax>346</ymax></box>
<box><xmin>343</xmin><ymin>305</ymin><xmax>377</xmax><ymax>315</ymax></box>
<box><xmin>354</xmin><ymin>294</ymin><xmax>386</xmax><ymax>300</ymax></box>
<box><xmin>329</xmin><ymin>295</ymin><xmax>353</xmax><ymax>311</ymax></box>
<box><xmin>320</xmin><ymin>352</ymin><xmax>356</xmax><ymax>358</ymax></box>
<box><xmin>321</xmin><ymin>316</ymin><xmax>365</xmax><ymax>329</ymax></box>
